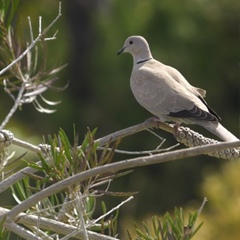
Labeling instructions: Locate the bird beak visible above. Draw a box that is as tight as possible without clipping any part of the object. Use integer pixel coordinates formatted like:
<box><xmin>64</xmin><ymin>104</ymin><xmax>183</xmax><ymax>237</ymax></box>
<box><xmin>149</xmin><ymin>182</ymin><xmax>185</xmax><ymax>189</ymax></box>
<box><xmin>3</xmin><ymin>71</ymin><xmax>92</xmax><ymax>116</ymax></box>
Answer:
<box><xmin>117</xmin><ymin>46</ymin><xmax>126</xmax><ymax>55</ymax></box>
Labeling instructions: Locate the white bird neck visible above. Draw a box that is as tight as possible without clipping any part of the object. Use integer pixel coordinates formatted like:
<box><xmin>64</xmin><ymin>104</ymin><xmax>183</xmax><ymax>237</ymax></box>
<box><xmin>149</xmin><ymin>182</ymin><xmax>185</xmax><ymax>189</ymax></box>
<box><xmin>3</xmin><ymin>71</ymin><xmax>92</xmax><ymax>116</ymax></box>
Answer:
<box><xmin>133</xmin><ymin>51</ymin><xmax>153</xmax><ymax>65</ymax></box>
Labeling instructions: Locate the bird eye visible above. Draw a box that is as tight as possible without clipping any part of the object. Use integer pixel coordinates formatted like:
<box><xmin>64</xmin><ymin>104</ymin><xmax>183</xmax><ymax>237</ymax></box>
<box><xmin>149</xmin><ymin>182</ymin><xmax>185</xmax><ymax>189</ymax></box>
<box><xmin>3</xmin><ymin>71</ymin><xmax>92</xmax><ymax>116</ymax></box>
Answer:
<box><xmin>129</xmin><ymin>40</ymin><xmax>133</xmax><ymax>45</ymax></box>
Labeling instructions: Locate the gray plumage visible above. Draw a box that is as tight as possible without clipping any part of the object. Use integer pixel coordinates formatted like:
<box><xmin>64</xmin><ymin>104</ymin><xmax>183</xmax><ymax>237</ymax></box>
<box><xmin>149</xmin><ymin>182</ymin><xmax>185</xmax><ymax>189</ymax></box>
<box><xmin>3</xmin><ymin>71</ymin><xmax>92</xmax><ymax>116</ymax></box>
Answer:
<box><xmin>118</xmin><ymin>35</ymin><xmax>238</xmax><ymax>142</ymax></box>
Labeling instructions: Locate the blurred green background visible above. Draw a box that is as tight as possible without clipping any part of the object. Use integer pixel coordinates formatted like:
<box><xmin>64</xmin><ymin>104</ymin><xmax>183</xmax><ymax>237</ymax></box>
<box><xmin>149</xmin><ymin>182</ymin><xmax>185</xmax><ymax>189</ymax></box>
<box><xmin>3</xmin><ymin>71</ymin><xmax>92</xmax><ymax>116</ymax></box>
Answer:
<box><xmin>0</xmin><ymin>0</ymin><xmax>239</xmax><ymax>239</ymax></box>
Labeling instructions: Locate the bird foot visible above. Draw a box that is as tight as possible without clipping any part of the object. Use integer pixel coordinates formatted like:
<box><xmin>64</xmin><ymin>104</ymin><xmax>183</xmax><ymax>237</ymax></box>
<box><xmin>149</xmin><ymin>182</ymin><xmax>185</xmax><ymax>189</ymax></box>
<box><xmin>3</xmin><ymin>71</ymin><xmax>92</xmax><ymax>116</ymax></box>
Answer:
<box><xmin>173</xmin><ymin>122</ymin><xmax>181</xmax><ymax>137</ymax></box>
<box><xmin>144</xmin><ymin>116</ymin><xmax>163</xmax><ymax>128</ymax></box>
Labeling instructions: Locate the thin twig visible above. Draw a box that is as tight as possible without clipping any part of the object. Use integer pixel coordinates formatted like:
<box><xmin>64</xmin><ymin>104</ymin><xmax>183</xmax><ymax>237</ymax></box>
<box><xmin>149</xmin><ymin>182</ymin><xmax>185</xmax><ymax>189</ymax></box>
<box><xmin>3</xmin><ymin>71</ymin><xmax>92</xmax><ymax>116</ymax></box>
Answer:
<box><xmin>0</xmin><ymin>161</ymin><xmax>42</xmax><ymax>194</ymax></box>
<box><xmin>0</xmin><ymin>83</ymin><xmax>25</xmax><ymax>130</ymax></box>
<box><xmin>76</xmin><ymin>193</ymin><xmax>89</xmax><ymax>240</ymax></box>
<box><xmin>4</xmin><ymin>140</ymin><xmax>240</xmax><ymax>222</ymax></box>
<box><xmin>146</xmin><ymin>128</ymin><xmax>164</xmax><ymax>141</ymax></box>
<box><xmin>0</xmin><ymin>2</ymin><xmax>62</xmax><ymax>77</ymax></box>
<box><xmin>28</xmin><ymin>16</ymin><xmax>34</xmax><ymax>43</ymax></box>
<box><xmin>97</xmin><ymin>143</ymin><xmax>179</xmax><ymax>155</ymax></box>
<box><xmin>198</xmin><ymin>197</ymin><xmax>208</xmax><ymax>217</ymax></box>
<box><xmin>0</xmin><ymin>2</ymin><xmax>62</xmax><ymax>130</ymax></box>
<box><xmin>12</xmin><ymin>137</ymin><xmax>41</xmax><ymax>153</ymax></box>
<box><xmin>0</xmin><ymin>207</ymin><xmax>118</xmax><ymax>240</ymax></box>
<box><xmin>88</xmin><ymin>196</ymin><xmax>134</xmax><ymax>227</ymax></box>
<box><xmin>4</xmin><ymin>221</ymin><xmax>42</xmax><ymax>240</ymax></box>
<box><xmin>25</xmin><ymin>225</ymin><xmax>53</xmax><ymax>240</ymax></box>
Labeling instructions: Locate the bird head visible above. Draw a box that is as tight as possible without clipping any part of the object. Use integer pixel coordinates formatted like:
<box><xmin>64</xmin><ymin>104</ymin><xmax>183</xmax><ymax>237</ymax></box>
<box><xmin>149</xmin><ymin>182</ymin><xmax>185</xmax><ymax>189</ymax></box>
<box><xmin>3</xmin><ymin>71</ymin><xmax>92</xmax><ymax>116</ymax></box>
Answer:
<box><xmin>117</xmin><ymin>36</ymin><xmax>152</xmax><ymax>63</ymax></box>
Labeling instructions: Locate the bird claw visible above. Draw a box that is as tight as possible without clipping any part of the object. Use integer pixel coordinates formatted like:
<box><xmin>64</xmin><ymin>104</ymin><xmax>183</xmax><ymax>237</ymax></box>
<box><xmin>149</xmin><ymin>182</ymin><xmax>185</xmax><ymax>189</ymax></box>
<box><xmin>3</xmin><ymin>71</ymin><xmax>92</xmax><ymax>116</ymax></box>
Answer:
<box><xmin>173</xmin><ymin>122</ymin><xmax>181</xmax><ymax>137</ymax></box>
<box><xmin>144</xmin><ymin>116</ymin><xmax>163</xmax><ymax>128</ymax></box>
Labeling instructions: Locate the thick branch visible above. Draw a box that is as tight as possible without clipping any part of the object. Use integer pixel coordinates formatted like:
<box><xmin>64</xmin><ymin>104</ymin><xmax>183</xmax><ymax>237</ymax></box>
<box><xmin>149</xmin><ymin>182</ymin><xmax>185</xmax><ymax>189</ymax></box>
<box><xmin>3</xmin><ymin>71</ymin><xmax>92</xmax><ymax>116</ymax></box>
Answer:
<box><xmin>0</xmin><ymin>120</ymin><xmax>239</xmax><ymax>194</ymax></box>
<box><xmin>94</xmin><ymin>120</ymin><xmax>173</xmax><ymax>147</ymax></box>
<box><xmin>4</xmin><ymin>140</ymin><xmax>240</xmax><ymax>222</ymax></box>
<box><xmin>4</xmin><ymin>221</ymin><xmax>42</xmax><ymax>240</ymax></box>
<box><xmin>0</xmin><ymin>161</ymin><xmax>42</xmax><ymax>193</ymax></box>
<box><xmin>0</xmin><ymin>207</ymin><xmax>118</xmax><ymax>240</ymax></box>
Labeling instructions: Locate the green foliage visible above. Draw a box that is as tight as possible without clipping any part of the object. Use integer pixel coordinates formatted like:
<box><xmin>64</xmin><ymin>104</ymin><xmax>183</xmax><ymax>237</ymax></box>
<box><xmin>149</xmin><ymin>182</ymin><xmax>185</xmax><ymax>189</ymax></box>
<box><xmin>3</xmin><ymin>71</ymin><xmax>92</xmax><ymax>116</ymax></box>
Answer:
<box><xmin>0</xmin><ymin>0</ymin><xmax>19</xmax><ymax>69</ymax></box>
<box><xmin>1</xmin><ymin>1</ymin><xmax>237</xmax><ymax>239</ymax></box>
<box><xmin>0</xmin><ymin>226</ymin><xmax>10</xmax><ymax>240</ymax></box>
<box><xmin>0</xmin><ymin>0</ymin><xmax>65</xmax><ymax>116</ymax></box>
<box><xmin>0</xmin><ymin>0</ymin><xmax>19</xmax><ymax>28</ymax></box>
<box><xmin>195</xmin><ymin>161</ymin><xmax>240</xmax><ymax>240</ymax></box>
<box><xmin>9</xmin><ymin>127</ymin><xmax>131</xmax><ymax>237</ymax></box>
<box><xmin>92</xmin><ymin>1</ymin><xmax>239</xmax><ymax>232</ymax></box>
<box><xmin>128</xmin><ymin>204</ymin><xmax>205</xmax><ymax>240</ymax></box>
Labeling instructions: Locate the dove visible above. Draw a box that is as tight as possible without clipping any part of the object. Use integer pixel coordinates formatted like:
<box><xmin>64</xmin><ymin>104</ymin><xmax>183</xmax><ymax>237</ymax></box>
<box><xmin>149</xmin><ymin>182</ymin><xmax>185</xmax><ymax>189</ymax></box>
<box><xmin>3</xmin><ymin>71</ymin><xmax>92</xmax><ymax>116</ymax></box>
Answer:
<box><xmin>117</xmin><ymin>35</ymin><xmax>238</xmax><ymax>142</ymax></box>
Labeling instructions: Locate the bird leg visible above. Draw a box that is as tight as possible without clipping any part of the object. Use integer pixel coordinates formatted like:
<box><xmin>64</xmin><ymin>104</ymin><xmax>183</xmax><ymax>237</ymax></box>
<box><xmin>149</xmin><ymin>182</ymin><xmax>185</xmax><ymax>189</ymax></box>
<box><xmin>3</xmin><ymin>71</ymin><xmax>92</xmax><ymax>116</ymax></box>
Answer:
<box><xmin>173</xmin><ymin>122</ymin><xmax>181</xmax><ymax>137</ymax></box>
<box><xmin>144</xmin><ymin>116</ymin><xmax>163</xmax><ymax>128</ymax></box>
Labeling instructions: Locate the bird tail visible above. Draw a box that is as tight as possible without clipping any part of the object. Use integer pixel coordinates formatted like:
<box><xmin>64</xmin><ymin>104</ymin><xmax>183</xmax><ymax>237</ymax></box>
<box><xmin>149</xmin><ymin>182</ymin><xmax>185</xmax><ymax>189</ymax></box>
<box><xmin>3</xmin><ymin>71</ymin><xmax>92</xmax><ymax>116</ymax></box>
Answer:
<box><xmin>198</xmin><ymin>121</ymin><xmax>239</xmax><ymax>142</ymax></box>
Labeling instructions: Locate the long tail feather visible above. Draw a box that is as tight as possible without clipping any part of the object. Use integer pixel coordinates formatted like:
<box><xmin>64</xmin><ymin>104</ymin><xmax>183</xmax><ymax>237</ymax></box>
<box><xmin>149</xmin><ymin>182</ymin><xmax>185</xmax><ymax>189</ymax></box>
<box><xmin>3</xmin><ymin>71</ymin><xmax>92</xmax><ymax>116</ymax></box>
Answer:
<box><xmin>198</xmin><ymin>122</ymin><xmax>239</xmax><ymax>142</ymax></box>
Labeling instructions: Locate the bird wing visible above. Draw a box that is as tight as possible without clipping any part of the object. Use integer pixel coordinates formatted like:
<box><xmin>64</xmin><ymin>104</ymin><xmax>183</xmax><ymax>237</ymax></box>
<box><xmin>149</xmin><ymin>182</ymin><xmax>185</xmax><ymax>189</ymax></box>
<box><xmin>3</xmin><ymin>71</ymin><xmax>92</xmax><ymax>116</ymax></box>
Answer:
<box><xmin>162</xmin><ymin>62</ymin><xmax>221</xmax><ymax>120</ymax></box>
<box><xmin>130</xmin><ymin>60</ymin><xmax>218</xmax><ymax>122</ymax></box>
<box><xmin>162</xmin><ymin>63</ymin><xmax>207</xmax><ymax>98</ymax></box>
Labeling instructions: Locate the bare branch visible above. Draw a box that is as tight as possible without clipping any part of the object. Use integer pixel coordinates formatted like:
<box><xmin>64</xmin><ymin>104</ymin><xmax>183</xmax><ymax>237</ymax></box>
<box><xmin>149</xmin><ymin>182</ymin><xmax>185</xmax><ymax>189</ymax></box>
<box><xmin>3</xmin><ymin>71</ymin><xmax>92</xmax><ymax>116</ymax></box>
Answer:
<box><xmin>12</xmin><ymin>136</ymin><xmax>41</xmax><ymax>153</ymax></box>
<box><xmin>28</xmin><ymin>16</ymin><xmax>34</xmax><ymax>43</ymax></box>
<box><xmin>4</xmin><ymin>221</ymin><xmax>42</xmax><ymax>240</ymax></box>
<box><xmin>87</xmin><ymin>196</ymin><xmax>133</xmax><ymax>227</ymax></box>
<box><xmin>0</xmin><ymin>2</ymin><xmax>62</xmax><ymax>77</ymax></box>
<box><xmin>0</xmin><ymin>121</ymin><xmax>239</xmax><ymax>195</ymax></box>
<box><xmin>3</xmin><ymin>140</ymin><xmax>240</xmax><ymax>222</ymax></box>
<box><xmin>0</xmin><ymin>161</ymin><xmax>42</xmax><ymax>194</ymax></box>
<box><xmin>94</xmin><ymin>120</ymin><xmax>170</xmax><ymax>147</ymax></box>
<box><xmin>97</xmin><ymin>143</ymin><xmax>179</xmax><ymax>155</ymax></box>
<box><xmin>0</xmin><ymin>83</ymin><xmax>25</xmax><ymax>130</ymax></box>
<box><xmin>7</xmin><ymin>120</ymin><xmax>239</xmax><ymax>159</ymax></box>
<box><xmin>0</xmin><ymin>207</ymin><xmax>118</xmax><ymax>240</ymax></box>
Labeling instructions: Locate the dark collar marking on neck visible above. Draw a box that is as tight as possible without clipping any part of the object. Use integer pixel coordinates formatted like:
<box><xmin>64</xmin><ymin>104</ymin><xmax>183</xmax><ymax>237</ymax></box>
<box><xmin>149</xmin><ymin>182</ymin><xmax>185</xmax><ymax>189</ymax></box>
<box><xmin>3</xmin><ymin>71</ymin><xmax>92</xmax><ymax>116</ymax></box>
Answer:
<box><xmin>136</xmin><ymin>58</ymin><xmax>152</xmax><ymax>64</ymax></box>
